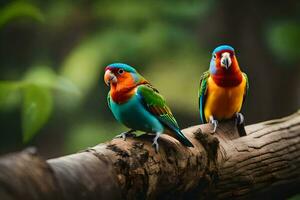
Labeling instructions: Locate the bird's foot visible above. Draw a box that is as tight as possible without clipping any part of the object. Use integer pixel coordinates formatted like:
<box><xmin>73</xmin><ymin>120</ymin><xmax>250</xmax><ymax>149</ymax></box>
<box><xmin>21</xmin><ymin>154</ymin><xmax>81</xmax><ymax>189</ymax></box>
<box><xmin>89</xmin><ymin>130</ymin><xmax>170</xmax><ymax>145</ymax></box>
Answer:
<box><xmin>209</xmin><ymin>116</ymin><xmax>218</xmax><ymax>133</ymax></box>
<box><xmin>235</xmin><ymin>113</ymin><xmax>244</xmax><ymax>125</ymax></box>
<box><xmin>114</xmin><ymin>130</ymin><xmax>136</xmax><ymax>141</ymax></box>
<box><xmin>152</xmin><ymin>132</ymin><xmax>162</xmax><ymax>153</ymax></box>
<box><xmin>152</xmin><ymin>140</ymin><xmax>159</xmax><ymax>153</ymax></box>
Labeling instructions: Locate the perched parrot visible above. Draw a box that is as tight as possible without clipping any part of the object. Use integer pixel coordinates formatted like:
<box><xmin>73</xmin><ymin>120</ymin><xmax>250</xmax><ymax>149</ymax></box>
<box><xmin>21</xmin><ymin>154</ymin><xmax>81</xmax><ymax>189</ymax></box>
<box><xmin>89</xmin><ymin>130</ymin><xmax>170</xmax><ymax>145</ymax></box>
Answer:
<box><xmin>198</xmin><ymin>45</ymin><xmax>249</xmax><ymax>133</ymax></box>
<box><xmin>104</xmin><ymin>63</ymin><xmax>194</xmax><ymax>152</ymax></box>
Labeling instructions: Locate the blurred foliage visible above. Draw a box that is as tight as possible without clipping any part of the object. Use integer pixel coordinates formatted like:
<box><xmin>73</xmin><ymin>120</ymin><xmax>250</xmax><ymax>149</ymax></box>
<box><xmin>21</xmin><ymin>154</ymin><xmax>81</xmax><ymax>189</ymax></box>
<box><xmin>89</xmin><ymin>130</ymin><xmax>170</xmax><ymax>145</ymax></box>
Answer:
<box><xmin>0</xmin><ymin>1</ymin><xmax>44</xmax><ymax>28</ymax></box>
<box><xmin>0</xmin><ymin>0</ymin><xmax>299</xmax><ymax>156</ymax></box>
<box><xmin>0</xmin><ymin>81</ymin><xmax>21</xmax><ymax>111</ymax></box>
<box><xmin>267</xmin><ymin>21</ymin><xmax>300</xmax><ymax>63</ymax></box>
<box><xmin>64</xmin><ymin>120</ymin><xmax>124</xmax><ymax>154</ymax></box>
<box><xmin>0</xmin><ymin>66</ymin><xmax>80</xmax><ymax>143</ymax></box>
<box><xmin>0</xmin><ymin>0</ymin><xmax>212</xmax><ymax>154</ymax></box>
<box><xmin>22</xmin><ymin>84</ymin><xmax>52</xmax><ymax>143</ymax></box>
<box><xmin>289</xmin><ymin>194</ymin><xmax>300</xmax><ymax>200</ymax></box>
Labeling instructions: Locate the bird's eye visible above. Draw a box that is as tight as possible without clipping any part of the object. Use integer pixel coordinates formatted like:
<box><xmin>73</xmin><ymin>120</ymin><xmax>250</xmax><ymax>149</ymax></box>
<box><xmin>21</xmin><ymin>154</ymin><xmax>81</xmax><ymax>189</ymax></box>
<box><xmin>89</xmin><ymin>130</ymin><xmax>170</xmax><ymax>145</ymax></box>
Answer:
<box><xmin>118</xmin><ymin>69</ymin><xmax>124</xmax><ymax>74</ymax></box>
<box><xmin>213</xmin><ymin>54</ymin><xmax>217</xmax><ymax>59</ymax></box>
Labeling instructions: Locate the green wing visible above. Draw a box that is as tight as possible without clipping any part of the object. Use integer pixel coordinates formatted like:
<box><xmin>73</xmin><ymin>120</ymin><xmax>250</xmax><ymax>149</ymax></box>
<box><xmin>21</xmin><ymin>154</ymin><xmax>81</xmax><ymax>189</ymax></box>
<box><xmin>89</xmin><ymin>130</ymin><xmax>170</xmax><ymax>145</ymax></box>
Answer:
<box><xmin>137</xmin><ymin>84</ymin><xmax>194</xmax><ymax>147</ymax></box>
<box><xmin>137</xmin><ymin>84</ymin><xmax>179</xmax><ymax>129</ymax></box>
<box><xmin>242</xmin><ymin>72</ymin><xmax>249</xmax><ymax>105</ymax></box>
<box><xmin>198</xmin><ymin>71</ymin><xmax>210</xmax><ymax>124</ymax></box>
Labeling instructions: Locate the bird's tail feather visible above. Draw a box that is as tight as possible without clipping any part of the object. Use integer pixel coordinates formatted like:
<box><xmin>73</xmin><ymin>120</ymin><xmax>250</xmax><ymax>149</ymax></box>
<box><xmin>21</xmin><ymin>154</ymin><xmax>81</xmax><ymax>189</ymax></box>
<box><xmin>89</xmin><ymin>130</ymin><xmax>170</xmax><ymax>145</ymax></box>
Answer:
<box><xmin>167</xmin><ymin>128</ymin><xmax>194</xmax><ymax>147</ymax></box>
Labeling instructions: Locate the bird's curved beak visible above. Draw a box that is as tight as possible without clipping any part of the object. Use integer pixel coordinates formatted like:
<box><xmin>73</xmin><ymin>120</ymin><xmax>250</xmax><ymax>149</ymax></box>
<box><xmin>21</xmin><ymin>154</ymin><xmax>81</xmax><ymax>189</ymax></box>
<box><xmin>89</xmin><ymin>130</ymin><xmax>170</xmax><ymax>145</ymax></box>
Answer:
<box><xmin>220</xmin><ymin>52</ymin><xmax>232</xmax><ymax>69</ymax></box>
<box><xmin>104</xmin><ymin>69</ymin><xmax>117</xmax><ymax>86</ymax></box>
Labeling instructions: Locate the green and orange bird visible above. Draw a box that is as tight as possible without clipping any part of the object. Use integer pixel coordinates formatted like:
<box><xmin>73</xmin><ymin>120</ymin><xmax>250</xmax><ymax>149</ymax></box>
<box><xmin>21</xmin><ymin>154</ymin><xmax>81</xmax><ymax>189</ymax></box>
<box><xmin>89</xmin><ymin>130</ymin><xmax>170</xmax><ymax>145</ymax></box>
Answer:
<box><xmin>104</xmin><ymin>63</ymin><xmax>194</xmax><ymax>152</ymax></box>
<box><xmin>198</xmin><ymin>45</ymin><xmax>249</xmax><ymax>133</ymax></box>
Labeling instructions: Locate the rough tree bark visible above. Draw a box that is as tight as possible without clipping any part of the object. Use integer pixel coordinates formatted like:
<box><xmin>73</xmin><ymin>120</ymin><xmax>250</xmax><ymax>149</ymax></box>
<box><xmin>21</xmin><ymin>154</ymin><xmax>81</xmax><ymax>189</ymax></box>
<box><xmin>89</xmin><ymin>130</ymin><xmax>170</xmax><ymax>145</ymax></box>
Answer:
<box><xmin>0</xmin><ymin>111</ymin><xmax>299</xmax><ymax>200</ymax></box>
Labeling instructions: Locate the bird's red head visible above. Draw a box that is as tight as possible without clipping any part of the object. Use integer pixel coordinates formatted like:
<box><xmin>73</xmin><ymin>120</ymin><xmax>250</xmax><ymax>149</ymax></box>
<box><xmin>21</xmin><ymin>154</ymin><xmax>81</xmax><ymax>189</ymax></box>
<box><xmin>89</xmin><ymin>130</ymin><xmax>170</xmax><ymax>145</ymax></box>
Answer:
<box><xmin>213</xmin><ymin>49</ymin><xmax>240</xmax><ymax>73</ymax></box>
<box><xmin>210</xmin><ymin>45</ymin><xmax>243</xmax><ymax>87</ymax></box>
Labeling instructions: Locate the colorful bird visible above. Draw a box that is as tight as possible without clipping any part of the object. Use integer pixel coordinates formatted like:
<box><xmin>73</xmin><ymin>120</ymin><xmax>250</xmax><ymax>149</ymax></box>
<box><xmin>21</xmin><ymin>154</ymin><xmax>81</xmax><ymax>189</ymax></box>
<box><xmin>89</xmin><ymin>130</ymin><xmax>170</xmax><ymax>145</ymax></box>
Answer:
<box><xmin>198</xmin><ymin>45</ymin><xmax>249</xmax><ymax>133</ymax></box>
<box><xmin>104</xmin><ymin>63</ymin><xmax>194</xmax><ymax>152</ymax></box>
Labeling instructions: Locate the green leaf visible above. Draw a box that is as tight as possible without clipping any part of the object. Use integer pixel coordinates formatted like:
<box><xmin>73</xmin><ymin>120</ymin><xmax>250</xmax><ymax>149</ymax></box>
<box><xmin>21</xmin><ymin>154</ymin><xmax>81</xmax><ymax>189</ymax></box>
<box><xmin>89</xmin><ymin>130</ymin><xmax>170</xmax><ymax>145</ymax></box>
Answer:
<box><xmin>0</xmin><ymin>2</ymin><xmax>44</xmax><ymax>28</ymax></box>
<box><xmin>0</xmin><ymin>81</ymin><xmax>22</xmax><ymax>111</ymax></box>
<box><xmin>23</xmin><ymin>66</ymin><xmax>80</xmax><ymax>95</ymax></box>
<box><xmin>61</xmin><ymin>36</ymin><xmax>105</xmax><ymax>93</ymax></box>
<box><xmin>23</xmin><ymin>66</ymin><xmax>57</xmax><ymax>87</ymax></box>
<box><xmin>22</xmin><ymin>84</ymin><xmax>53</xmax><ymax>143</ymax></box>
<box><xmin>54</xmin><ymin>76</ymin><xmax>81</xmax><ymax>95</ymax></box>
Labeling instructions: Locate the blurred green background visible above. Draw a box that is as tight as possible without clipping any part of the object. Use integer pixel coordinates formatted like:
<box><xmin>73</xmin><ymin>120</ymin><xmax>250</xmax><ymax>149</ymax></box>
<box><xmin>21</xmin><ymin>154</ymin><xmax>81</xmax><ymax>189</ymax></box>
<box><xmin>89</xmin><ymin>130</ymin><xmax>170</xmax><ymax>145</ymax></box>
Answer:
<box><xmin>0</xmin><ymin>0</ymin><xmax>299</xmax><ymax>158</ymax></box>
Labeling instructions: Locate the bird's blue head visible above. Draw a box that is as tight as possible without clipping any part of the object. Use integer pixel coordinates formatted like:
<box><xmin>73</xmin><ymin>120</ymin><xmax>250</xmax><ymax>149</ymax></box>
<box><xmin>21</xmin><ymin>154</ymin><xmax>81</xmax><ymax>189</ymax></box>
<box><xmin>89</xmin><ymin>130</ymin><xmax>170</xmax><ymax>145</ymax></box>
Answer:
<box><xmin>105</xmin><ymin>63</ymin><xmax>137</xmax><ymax>73</ymax></box>
<box><xmin>104</xmin><ymin>63</ymin><xmax>142</xmax><ymax>86</ymax></box>
<box><xmin>209</xmin><ymin>45</ymin><xmax>236</xmax><ymax>74</ymax></box>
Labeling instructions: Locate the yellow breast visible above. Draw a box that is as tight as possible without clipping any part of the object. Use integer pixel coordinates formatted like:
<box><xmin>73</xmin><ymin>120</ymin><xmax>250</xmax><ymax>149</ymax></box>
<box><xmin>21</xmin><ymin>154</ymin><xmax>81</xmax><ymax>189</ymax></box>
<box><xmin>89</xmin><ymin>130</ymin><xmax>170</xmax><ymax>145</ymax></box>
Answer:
<box><xmin>204</xmin><ymin>76</ymin><xmax>246</xmax><ymax>122</ymax></box>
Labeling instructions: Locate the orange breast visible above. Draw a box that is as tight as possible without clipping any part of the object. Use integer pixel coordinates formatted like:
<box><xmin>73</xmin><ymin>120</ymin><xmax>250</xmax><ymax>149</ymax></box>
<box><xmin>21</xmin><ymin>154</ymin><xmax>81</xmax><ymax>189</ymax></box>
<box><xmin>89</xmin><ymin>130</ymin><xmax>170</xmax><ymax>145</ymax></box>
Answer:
<box><xmin>204</xmin><ymin>76</ymin><xmax>246</xmax><ymax>122</ymax></box>
<box><xmin>110</xmin><ymin>72</ymin><xmax>137</xmax><ymax>104</ymax></box>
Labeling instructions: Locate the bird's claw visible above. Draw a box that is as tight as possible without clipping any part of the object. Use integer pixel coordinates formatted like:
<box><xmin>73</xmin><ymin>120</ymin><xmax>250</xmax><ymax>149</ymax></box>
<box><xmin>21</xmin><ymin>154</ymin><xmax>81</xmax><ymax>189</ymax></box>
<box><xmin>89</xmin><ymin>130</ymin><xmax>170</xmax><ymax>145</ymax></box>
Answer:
<box><xmin>114</xmin><ymin>132</ymin><xmax>127</xmax><ymax>141</ymax></box>
<box><xmin>114</xmin><ymin>130</ymin><xmax>136</xmax><ymax>141</ymax></box>
<box><xmin>209</xmin><ymin>116</ymin><xmax>218</xmax><ymax>133</ymax></box>
<box><xmin>152</xmin><ymin>140</ymin><xmax>159</xmax><ymax>153</ymax></box>
<box><xmin>151</xmin><ymin>132</ymin><xmax>161</xmax><ymax>153</ymax></box>
<box><xmin>235</xmin><ymin>113</ymin><xmax>244</xmax><ymax>125</ymax></box>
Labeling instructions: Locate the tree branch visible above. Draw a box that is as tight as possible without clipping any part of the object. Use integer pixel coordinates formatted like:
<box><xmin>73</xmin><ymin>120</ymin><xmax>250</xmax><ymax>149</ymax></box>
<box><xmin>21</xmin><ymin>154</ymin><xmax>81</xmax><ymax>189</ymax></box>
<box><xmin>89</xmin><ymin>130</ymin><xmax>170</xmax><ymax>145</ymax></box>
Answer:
<box><xmin>0</xmin><ymin>111</ymin><xmax>299</xmax><ymax>200</ymax></box>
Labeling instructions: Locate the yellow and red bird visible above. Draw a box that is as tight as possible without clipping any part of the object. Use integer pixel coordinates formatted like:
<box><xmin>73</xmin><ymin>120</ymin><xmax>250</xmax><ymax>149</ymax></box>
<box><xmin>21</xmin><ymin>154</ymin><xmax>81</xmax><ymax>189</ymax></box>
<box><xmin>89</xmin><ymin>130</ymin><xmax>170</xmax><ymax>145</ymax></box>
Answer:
<box><xmin>198</xmin><ymin>45</ymin><xmax>249</xmax><ymax>133</ymax></box>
